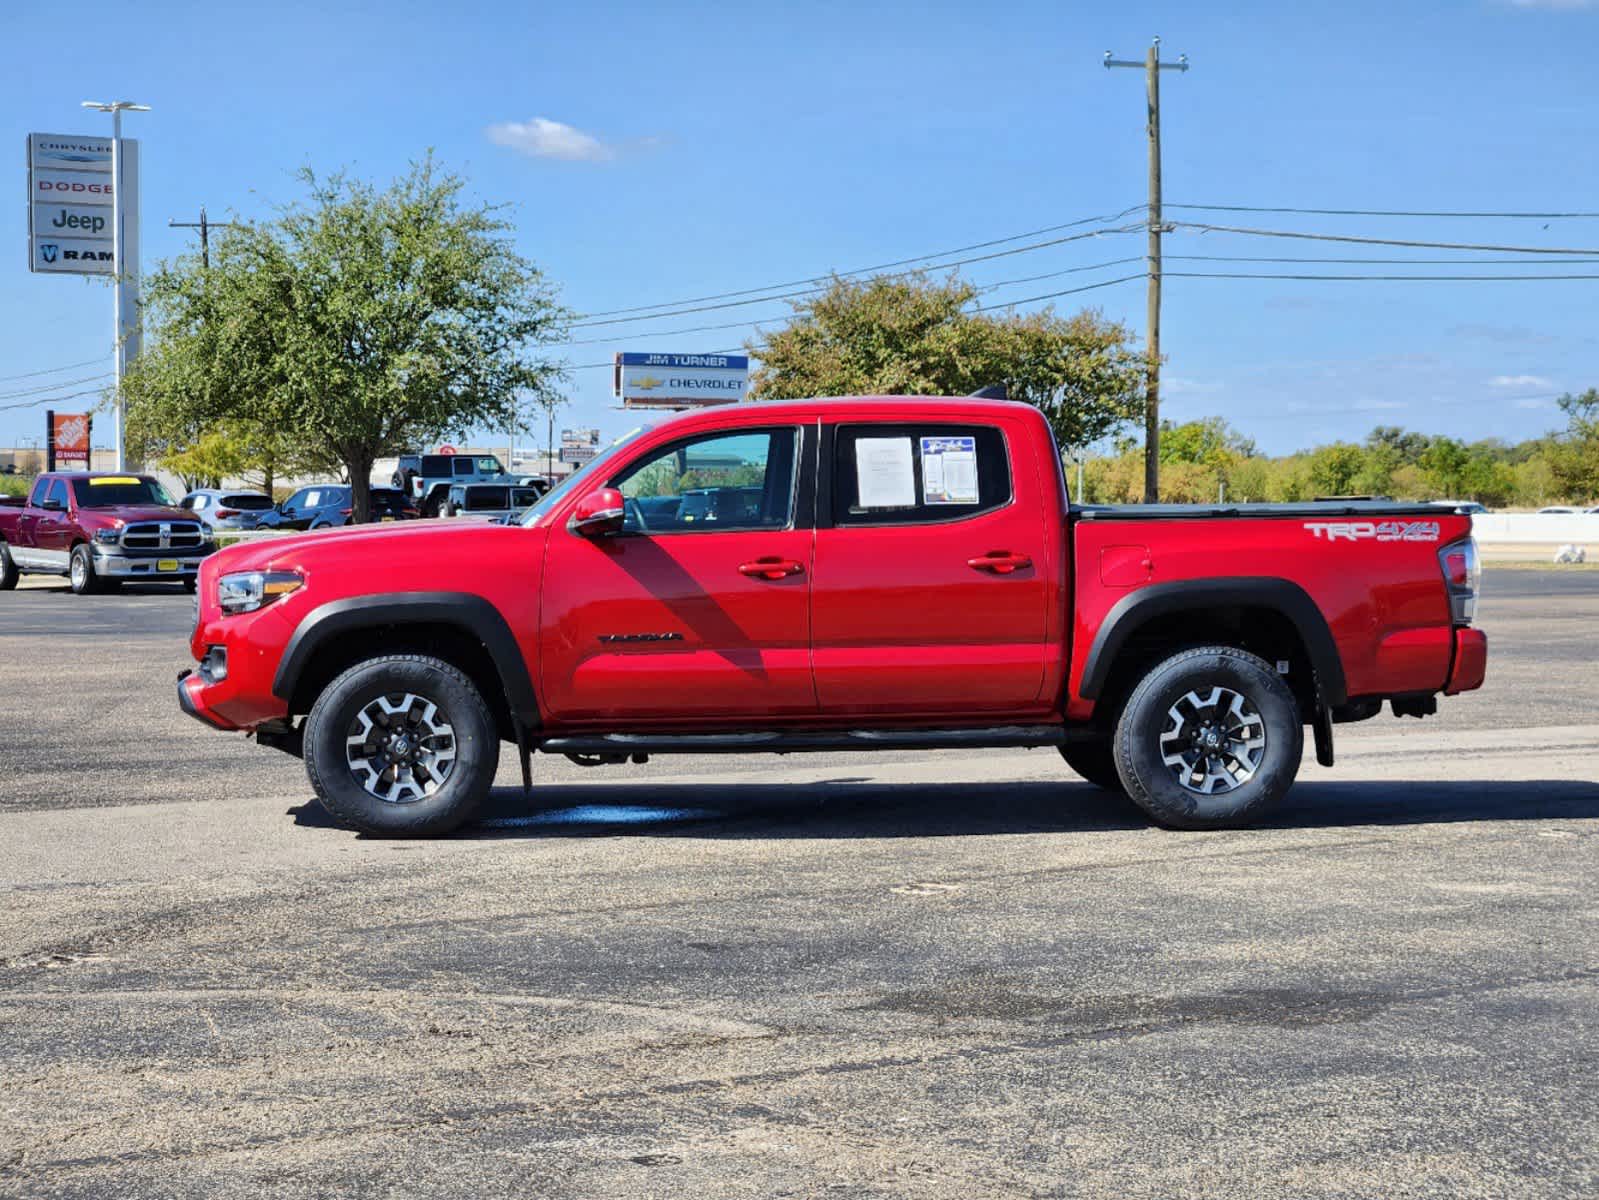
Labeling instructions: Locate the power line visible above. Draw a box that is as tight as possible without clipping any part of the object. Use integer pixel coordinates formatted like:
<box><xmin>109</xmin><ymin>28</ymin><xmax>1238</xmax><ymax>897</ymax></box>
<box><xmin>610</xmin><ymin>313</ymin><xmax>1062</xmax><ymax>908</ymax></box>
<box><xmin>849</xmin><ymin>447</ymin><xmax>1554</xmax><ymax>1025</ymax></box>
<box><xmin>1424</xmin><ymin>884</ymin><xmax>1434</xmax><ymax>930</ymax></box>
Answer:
<box><xmin>972</xmin><ymin>273</ymin><xmax>1148</xmax><ymax>310</ymax></box>
<box><xmin>1169</xmin><ymin>253</ymin><xmax>1599</xmax><ymax>266</ymax></box>
<box><xmin>1170</xmin><ymin>203</ymin><xmax>1599</xmax><ymax>219</ymax></box>
<box><xmin>0</xmin><ymin>355</ymin><xmax>108</xmax><ymax>384</ymax></box>
<box><xmin>571</xmin><ymin>204</ymin><xmax>1147</xmax><ymax>319</ymax></box>
<box><xmin>1168</xmin><ymin>271</ymin><xmax>1599</xmax><ymax>282</ymax></box>
<box><xmin>0</xmin><ymin>386</ymin><xmax>108</xmax><ymax>414</ymax></box>
<box><xmin>565</xmin><ymin>223</ymin><xmax>1147</xmax><ymax>330</ymax></box>
<box><xmin>0</xmin><ymin>372</ymin><xmax>113</xmax><ymax>401</ymax></box>
<box><xmin>1171</xmin><ymin>221</ymin><xmax>1599</xmax><ymax>256</ymax></box>
<box><xmin>554</xmin><ymin>256</ymin><xmax>1150</xmax><ymax>348</ymax></box>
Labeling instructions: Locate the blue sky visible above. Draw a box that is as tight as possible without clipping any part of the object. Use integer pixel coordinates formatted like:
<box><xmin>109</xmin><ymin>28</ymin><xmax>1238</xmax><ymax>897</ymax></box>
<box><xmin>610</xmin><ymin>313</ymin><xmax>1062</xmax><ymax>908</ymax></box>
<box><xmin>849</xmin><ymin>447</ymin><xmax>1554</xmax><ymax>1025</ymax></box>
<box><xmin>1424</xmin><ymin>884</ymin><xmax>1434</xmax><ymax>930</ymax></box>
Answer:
<box><xmin>3</xmin><ymin>0</ymin><xmax>1597</xmax><ymax>455</ymax></box>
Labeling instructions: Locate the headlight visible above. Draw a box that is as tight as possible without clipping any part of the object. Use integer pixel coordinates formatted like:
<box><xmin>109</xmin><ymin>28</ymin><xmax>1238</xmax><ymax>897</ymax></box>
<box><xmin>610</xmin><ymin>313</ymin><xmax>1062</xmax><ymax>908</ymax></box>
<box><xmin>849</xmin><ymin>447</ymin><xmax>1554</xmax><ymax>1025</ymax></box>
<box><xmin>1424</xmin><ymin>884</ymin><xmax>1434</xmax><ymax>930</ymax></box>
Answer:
<box><xmin>218</xmin><ymin>569</ymin><xmax>303</xmax><ymax>615</ymax></box>
<box><xmin>93</xmin><ymin>527</ymin><xmax>122</xmax><ymax>545</ymax></box>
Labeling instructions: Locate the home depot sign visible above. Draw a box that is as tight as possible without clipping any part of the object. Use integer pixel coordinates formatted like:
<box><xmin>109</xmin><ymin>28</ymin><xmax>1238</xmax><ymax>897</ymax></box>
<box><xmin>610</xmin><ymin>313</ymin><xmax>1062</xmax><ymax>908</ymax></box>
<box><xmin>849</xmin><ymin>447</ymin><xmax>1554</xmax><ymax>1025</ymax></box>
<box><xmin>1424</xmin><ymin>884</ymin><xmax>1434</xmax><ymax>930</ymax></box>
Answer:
<box><xmin>49</xmin><ymin>410</ymin><xmax>91</xmax><ymax>467</ymax></box>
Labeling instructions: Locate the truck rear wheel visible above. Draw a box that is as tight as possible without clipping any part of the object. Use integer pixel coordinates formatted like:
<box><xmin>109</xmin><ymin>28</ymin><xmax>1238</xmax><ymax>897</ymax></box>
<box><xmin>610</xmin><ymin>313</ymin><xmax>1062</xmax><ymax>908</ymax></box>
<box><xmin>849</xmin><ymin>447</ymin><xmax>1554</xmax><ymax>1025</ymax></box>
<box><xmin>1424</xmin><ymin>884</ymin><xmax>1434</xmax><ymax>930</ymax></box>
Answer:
<box><xmin>1059</xmin><ymin>739</ymin><xmax>1123</xmax><ymax>792</ymax></box>
<box><xmin>0</xmin><ymin>542</ymin><xmax>17</xmax><ymax>591</ymax></box>
<box><xmin>303</xmin><ymin>653</ymin><xmax>498</xmax><ymax>837</ymax></box>
<box><xmin>1113</xmin><ymin>645</ymin><xmax>1303</xmax><ymax>830</ymax></box>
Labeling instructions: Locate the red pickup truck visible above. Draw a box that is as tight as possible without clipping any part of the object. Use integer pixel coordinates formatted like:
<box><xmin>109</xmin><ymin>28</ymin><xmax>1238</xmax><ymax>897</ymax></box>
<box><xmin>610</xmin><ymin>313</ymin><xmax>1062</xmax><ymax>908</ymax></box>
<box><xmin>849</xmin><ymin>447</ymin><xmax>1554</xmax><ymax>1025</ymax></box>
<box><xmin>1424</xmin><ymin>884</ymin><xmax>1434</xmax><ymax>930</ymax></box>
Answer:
<box><xmin>0</xmin><ymin>472</ymin><xmax>214</xmax><ymax>594</ymax></box>
<box><xmin>179</xmin><ymin>396</ymin><xmax>1486</xmax><ymax>836</ymax></box>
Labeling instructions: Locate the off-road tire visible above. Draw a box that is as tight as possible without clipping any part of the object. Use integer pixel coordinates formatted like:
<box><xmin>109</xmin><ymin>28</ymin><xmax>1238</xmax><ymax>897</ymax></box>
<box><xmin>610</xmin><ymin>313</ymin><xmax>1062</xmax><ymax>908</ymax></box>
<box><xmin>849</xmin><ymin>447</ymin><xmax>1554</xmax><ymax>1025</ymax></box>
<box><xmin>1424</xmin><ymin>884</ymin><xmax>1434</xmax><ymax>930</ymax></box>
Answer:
<box><xmin>68</xmin><ymin>544</ymin><xmax>102</xmax><ymax>595</ymax></box>
<box><xmin>1059</xmin><ymin>738</ymin><xmax>1124</xmax><ymax>792</ymax></box>
<box><xmin>1114</xmin><ymin>645</ymin><xmax>1303</xmax><ymax>830</ymax></box>
<box><xmin>0</xmin><ymin>541</ymin><xmax>17</xmax><ymax>591</ymax></box>
<box><xmin>304</xmin><ymin>653</ymin><xmax>498</xmax><ymax>837</ymax></box>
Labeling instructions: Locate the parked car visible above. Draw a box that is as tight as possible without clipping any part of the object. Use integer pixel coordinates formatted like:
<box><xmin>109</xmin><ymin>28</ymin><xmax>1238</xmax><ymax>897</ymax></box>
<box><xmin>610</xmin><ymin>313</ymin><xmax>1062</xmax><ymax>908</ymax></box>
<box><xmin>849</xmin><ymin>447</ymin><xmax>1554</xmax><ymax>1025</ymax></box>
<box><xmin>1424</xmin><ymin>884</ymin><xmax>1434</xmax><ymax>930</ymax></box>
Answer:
<box><xmin>255</xmin><ymin>485</ymin><xmax>352</xmax><ymax>531</ymax></box>
<box><xmin>258</xmin><ymin>485</ymin><xmax>420</xmax><ymax>529</ymax></box>
<box><xmin>1537</xmin><ymin>506</ymin><xmax>1580</xmax><ymax>515</ymax></box>
<box><xmin>367</xmin><ymin>487</ymin><xmax>421</xmax><ymax>522</ymax></box>
<box><xmin>0</xmin><ymin>471</ymin><xmax>214</xmax><ymax>594</ymax></box>
<box><xmin>1431</xmin><ymin>500</ymin><xmax>1488</xmax><ymax>515</ymax></box>
<box><xmin>407</xmin><ymin>453</ymin><xmax>510</xmax><ymax>517</ymax></box>
<box><xmin>180</xmin><ymin>488</ymin><xmax>276</xmax><ymax>531</ymax></box>
<box><xmin>180</xmin><ymin>395</ymin><xmax>1487</xmax><ymax>837</ymax></box>
<box><xmin>443</xmin><ymin>482</ymin><xmax>545</xmax><ymax>521</ymax></box>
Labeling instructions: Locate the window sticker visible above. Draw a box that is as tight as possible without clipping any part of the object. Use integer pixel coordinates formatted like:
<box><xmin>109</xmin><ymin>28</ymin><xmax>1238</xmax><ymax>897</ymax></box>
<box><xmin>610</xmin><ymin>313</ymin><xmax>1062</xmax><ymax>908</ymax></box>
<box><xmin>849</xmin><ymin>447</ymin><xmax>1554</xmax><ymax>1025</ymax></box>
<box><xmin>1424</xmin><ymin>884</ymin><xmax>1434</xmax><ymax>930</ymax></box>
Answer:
<box><xmin>854</xmin><ymin>437</ymin><xmax>916</xmax><ymax>508</ymax></box>
<box><xmin>920</xmin><ymin>436</ymin><xmax>979</xmax><ymax>505</ymax></box>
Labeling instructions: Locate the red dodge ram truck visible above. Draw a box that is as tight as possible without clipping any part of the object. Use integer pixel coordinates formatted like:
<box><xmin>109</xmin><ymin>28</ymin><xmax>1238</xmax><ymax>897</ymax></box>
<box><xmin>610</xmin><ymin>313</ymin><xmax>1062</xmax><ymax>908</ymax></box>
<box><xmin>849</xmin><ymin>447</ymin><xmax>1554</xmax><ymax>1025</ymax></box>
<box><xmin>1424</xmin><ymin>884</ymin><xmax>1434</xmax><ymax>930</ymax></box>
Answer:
<box><xmin>0</xmin><ymin>472</ymin><xmax>214</xmax><ymax>594</ymax></box>
<box><xmin>179</xmin><ymin>396</ymin><xmax>1486</xmax><ymax>836</ymax></box>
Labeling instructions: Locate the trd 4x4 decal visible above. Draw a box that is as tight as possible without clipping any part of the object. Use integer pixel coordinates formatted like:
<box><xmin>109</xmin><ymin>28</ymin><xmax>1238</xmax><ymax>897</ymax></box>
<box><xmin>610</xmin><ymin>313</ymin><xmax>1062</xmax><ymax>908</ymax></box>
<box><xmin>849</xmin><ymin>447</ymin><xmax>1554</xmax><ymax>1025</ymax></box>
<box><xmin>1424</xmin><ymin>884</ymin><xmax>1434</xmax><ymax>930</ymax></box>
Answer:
<box><xmin>1304</xmin><ymin>520</ymin><xmax>1441</xmax><ymax>543</ymax></box>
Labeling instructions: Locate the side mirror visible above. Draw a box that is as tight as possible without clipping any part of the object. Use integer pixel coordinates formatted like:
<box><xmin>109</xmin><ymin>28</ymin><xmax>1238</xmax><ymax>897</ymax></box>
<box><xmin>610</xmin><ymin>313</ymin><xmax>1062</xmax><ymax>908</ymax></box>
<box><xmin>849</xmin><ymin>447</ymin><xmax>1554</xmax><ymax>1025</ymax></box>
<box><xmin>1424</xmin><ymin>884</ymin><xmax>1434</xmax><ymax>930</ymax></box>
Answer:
<box><xmin>569</xmin><ymin>487</ymin><xmax>626</xmax><ymax>538</ymax></box>
<box><xmin>40</xmin><ymin>499</ymin><xmax>64</xmax><ymax>513</ymax></box>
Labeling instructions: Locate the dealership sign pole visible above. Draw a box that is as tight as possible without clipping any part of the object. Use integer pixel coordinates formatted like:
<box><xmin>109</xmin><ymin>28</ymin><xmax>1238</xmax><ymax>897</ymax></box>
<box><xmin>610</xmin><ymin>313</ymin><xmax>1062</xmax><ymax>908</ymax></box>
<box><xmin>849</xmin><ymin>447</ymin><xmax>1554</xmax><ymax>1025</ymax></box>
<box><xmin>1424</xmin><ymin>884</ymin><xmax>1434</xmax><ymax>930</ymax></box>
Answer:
<box><xmin>82</xmin><ymin>101</ymin><xmax>148</xmax><ymax>472</ymax></box>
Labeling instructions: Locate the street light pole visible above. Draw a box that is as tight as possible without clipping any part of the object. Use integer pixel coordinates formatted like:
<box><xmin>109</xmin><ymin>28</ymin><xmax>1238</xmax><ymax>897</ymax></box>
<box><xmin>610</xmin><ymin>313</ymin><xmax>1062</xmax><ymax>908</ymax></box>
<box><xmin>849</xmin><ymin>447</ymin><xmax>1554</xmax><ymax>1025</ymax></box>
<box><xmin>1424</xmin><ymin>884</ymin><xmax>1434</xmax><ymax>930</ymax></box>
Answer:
<box><xmin>82</xmin><ymin>100</ymin><xmax>149</xmax><ymax>472</ymax></box>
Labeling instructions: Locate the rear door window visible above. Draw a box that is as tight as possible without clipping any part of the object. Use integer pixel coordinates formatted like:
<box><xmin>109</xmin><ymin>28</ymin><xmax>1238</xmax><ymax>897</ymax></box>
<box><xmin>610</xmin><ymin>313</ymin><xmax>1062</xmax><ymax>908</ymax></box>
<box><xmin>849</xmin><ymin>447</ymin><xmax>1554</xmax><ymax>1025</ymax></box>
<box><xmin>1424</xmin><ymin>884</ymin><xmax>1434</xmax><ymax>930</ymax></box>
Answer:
<box><xmin>830</xmin><ymin>424</ymin><xmax>1011</xmax><ymax>527</ymax></box>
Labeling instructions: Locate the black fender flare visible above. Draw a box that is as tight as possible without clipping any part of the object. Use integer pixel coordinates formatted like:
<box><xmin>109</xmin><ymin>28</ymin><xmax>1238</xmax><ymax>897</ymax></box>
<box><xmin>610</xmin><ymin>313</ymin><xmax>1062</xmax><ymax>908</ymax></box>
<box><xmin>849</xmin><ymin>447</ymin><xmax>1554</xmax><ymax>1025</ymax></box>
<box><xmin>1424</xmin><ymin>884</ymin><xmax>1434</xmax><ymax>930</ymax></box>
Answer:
<box><xmin>1077</xmin><ymin>577</ymin><xmax>1348</xmax><ymax>708</ymax></box>
<box><xmin>272</xmin><ymin>591</ymin><xmax>539</xmax><ymax>727</ymax></box>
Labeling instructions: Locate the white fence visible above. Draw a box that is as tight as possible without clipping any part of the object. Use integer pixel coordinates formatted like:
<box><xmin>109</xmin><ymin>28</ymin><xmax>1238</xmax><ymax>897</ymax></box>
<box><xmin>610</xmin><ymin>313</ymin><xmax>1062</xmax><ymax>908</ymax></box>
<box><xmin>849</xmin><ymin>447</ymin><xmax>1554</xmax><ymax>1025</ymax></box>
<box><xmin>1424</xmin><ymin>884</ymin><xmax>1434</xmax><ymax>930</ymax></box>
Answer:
<box><xmin>1471</xmin><ymin>513</ymin><xmax>1599</xmax><ymax>544</ymax></box>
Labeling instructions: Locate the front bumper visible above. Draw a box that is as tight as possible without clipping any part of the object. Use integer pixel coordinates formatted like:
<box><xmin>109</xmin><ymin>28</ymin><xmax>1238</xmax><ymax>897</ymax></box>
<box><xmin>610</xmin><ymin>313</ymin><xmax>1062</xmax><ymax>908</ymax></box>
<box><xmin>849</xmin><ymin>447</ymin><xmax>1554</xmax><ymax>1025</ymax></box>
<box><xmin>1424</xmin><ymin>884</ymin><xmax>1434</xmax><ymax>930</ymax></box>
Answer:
<box><xmin>178</xmin><ymin>669</ymin><xmax>234</xmax><ymax>730</ymax></box>
<box><xmin>94</xmin><ymin>545</ymin><xmax>213</xmax><ymax>579</ymax></box>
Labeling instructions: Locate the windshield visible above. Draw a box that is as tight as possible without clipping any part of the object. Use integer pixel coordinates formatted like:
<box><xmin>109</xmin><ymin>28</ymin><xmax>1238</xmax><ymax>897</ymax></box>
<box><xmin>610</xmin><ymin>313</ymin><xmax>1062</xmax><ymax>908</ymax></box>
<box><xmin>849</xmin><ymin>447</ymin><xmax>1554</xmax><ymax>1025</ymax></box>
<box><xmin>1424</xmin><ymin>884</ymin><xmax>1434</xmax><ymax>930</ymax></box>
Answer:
<box><xmin>72</xmin><ymin>476</ymin><xmax>176</xmax><ymax>508</ymax></box>
<box><xmin>520</xmin><ymin>425</ymin><xmax>653</xmax><ymax>526</ymax></box>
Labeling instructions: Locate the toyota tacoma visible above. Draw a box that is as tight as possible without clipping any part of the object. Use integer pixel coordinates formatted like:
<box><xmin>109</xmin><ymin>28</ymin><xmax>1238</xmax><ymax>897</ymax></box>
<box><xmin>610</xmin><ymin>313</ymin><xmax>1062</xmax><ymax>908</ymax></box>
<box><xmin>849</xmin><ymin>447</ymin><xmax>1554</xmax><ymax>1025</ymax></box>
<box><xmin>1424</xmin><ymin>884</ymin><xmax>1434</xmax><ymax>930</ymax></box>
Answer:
<box><xmin>178</xmin><ymin>396</ymin><xmax>1486</xmax><ymax>836</ymax></box>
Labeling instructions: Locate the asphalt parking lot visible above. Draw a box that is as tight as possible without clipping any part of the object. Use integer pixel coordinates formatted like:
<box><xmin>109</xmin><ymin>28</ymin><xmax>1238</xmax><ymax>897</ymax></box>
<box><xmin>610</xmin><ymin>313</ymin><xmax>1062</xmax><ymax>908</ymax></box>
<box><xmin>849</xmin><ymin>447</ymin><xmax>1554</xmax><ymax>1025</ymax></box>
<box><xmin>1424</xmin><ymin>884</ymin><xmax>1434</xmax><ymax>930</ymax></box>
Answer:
<box><xmin>1</xmin><ymin>567</ymin><xmax>1595</xmax><ymax>1199</ymax></box>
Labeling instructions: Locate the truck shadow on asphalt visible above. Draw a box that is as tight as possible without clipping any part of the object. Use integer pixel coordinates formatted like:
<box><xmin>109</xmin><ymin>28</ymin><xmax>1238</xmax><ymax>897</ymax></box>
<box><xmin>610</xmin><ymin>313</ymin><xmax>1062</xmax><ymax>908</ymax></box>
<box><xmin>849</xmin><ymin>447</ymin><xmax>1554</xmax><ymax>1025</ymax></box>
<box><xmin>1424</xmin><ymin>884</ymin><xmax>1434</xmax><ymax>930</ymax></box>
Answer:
<box><xmin>288</xmin><ymin>777</ymin><xmax>1599</xmax><ymax>839</ymax></box>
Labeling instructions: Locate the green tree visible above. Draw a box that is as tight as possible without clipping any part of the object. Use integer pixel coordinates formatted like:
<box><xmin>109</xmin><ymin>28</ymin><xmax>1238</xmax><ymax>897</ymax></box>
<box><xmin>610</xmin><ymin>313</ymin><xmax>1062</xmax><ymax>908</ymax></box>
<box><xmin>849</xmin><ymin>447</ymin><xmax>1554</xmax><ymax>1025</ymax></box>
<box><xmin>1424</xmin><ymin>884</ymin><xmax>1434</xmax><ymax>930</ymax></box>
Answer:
<box><xmin>127</xmin><ymin>155</ymin><xmax>569</xmax><ymax>522</ymax></box>
<box><xmin>750</xmin><ymin>274</ymin><xmax>1145</xmax><ymax>453</ymax></box>
<box><xmin>1307</xmin><ymin>442</ymin><xmax>1365</xmax><ymax>496</ymax></box>
<box><xmin>1549</xmin><ymin>388</ymin><xmax>1599</xmax><ymax>503</ymax></box>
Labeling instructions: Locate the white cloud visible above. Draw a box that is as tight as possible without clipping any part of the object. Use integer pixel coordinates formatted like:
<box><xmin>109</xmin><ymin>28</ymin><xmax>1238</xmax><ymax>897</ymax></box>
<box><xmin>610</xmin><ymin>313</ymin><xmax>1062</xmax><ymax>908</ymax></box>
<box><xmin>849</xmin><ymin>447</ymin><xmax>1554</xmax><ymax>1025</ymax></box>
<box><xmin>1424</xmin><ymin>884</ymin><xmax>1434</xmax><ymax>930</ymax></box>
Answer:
<box><xmin>1490</xmin><ymin>374</ymin><xmax>1553</xmax><ymax>388</ymax></box>
<box><xmin>485</xmin><ymin>117</ymin><xmax>616</xmax><ymax>163</ymax></box>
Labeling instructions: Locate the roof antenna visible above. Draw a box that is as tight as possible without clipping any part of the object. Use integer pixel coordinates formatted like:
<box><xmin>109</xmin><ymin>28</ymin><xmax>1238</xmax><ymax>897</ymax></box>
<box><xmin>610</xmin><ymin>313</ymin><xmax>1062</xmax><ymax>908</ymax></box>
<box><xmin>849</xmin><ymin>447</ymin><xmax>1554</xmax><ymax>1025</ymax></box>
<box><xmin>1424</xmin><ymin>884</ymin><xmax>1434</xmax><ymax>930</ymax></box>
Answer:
<box><xmin>967</xmin><ymin>384</ymin><xmax>1008</xmax><ymax>400</ymax></box>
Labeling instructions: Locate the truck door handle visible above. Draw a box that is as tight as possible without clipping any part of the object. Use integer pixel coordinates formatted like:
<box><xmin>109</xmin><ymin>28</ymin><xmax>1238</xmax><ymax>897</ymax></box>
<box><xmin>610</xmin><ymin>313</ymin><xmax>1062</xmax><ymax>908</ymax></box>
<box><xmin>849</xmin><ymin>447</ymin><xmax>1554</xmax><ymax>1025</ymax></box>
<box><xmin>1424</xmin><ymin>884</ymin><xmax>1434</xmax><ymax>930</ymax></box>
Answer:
<box><xmin>967</xmin><ymin>551</ymin><xmax>1032</xmax><ymax>575</ymax></box>
<box><xmin>739</xmin><ymin>557</ymin><xmax>805</xmax><ymax>580</ymax></box>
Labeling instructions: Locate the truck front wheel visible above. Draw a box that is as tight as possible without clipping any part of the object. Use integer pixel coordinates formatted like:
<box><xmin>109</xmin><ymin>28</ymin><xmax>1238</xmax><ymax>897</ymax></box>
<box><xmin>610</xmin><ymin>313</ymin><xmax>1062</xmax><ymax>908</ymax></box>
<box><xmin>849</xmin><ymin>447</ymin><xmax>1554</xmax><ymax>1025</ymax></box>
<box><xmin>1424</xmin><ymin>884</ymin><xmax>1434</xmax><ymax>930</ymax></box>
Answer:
<box><xmin>1114</xmin><ymin>646</ymin><xmax>1303</xmax><ymax>830</ymax></box>
<box><xmin>303</xmin><ymin>654</ymin><xmax>499</xmax><ymax>837</ymax></box>
<box><xmin>69</xmin><ymin>545</ymin><xmax>103</xmax><ymax>595</ymax></box>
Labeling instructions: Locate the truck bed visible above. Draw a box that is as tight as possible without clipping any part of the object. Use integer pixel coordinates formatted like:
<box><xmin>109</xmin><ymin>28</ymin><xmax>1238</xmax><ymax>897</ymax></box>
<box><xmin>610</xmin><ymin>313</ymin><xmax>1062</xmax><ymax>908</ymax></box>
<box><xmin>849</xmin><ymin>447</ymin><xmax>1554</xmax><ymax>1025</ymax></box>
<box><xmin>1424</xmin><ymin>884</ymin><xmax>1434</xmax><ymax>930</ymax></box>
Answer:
<box><xmin>1074</xmin><ymin>501</ymin><xmax>1463</xmax><ymax>521</ymax></box>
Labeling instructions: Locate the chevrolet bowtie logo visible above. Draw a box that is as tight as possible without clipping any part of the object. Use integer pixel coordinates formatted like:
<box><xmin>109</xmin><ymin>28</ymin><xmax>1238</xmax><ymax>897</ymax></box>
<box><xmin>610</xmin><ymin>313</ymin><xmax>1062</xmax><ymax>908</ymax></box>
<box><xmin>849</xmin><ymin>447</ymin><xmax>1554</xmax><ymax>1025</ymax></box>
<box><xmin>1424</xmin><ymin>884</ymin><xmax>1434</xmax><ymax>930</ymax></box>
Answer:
<box><xmin>632</xmin><ymin>374</ymin><xmax>664</xmax><ymax>389</ymax></box>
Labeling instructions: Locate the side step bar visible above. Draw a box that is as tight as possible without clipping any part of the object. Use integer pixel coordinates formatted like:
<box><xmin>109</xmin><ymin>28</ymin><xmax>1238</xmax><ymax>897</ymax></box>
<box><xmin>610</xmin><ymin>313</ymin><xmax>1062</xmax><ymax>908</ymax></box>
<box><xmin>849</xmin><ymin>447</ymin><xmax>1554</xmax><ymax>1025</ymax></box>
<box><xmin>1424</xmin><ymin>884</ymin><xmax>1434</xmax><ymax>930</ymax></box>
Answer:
<box><xmin>537</xmin><ymin>725</ymin><xmax>1069</xmax><ymax>756</ymax></box>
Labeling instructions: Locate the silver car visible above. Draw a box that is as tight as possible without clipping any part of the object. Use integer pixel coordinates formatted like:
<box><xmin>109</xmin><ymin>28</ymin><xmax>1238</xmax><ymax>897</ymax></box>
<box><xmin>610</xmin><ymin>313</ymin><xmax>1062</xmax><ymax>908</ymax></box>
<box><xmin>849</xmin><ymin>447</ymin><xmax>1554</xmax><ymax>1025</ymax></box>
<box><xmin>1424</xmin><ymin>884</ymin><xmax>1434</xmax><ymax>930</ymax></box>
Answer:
<box><xmin>179</xmin><ymin>488</ymin><xmax>276</xmax><ymax>531</ymax></box>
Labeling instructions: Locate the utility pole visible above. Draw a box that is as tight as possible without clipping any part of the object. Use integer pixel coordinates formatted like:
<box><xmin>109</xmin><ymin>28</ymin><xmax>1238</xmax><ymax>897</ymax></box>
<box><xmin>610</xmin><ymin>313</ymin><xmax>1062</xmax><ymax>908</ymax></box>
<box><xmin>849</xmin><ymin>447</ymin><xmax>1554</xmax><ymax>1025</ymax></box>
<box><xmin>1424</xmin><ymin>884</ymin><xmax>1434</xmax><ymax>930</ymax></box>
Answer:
<box><xmin>1105</xmin><ymin>38</ymin><xmax>1188</xmax><ymax>503</ymax></box>
<box><xmin>81</xmin><ymin>99</ymin><xmax>149</xmax><ymax>472</ymax></box>
<box><xmin>168</xmin><ymin>207</ymin><xmax>236</xmax><ymax>269</ymax></box>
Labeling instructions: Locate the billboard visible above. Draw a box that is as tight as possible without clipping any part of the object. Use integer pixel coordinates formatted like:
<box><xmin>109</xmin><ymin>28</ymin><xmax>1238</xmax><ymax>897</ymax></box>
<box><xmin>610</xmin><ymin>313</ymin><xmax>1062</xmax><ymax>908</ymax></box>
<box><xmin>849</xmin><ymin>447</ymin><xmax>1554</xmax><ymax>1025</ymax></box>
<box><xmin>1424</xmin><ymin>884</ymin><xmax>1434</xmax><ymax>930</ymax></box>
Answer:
<box><xmin>614</xmin><ymin>352</ymin><xmax>750</xmax><ymax>409</ymax></box>
<box><xmin>27</xmin><ymin>133</ymin><xmax>137</xmax><ymax>277</ymax></box>
<box><xmin>560</xmin><ymin>427</ymin><xmax>600</xmax><ymax>465</ymax></box>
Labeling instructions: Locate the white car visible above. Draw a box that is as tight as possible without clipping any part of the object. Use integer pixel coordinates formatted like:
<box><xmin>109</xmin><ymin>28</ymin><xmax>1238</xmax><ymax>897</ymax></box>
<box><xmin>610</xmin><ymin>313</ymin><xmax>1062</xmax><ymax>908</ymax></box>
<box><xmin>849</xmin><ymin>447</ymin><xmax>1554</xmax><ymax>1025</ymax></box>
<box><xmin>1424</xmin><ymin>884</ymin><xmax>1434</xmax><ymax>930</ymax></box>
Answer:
<box><xmin>1538</xmin><ymin>506</ymin><xmax>1580</xmax><ymax>515</ymax></box>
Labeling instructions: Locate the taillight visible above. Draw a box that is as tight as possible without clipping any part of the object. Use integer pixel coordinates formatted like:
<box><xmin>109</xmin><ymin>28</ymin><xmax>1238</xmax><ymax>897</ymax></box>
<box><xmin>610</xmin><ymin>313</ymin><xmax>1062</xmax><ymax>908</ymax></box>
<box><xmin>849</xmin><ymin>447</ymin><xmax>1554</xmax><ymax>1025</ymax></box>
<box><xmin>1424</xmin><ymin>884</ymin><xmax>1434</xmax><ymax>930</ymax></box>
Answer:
<box><xmin>215</xmin><ymin>507</ymin><xmax>237</xmax><ymax>519</ymax></box>
<box><xmin>1439</xmin><ymin>537</ymin><xmax>1480</xmax><ymax>626</ymax></box>
<box><xmin>340</xmin><ymin>508</ymin><xmax>353</xmax><ymax>516</ymax></box>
